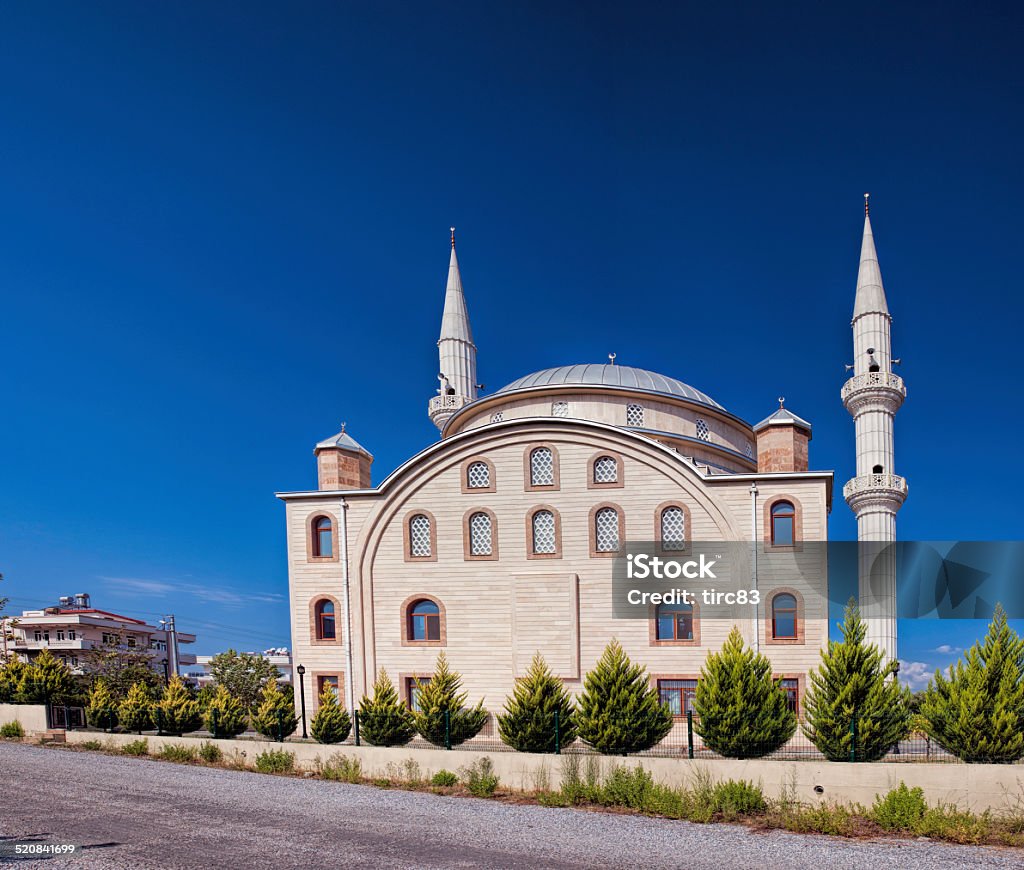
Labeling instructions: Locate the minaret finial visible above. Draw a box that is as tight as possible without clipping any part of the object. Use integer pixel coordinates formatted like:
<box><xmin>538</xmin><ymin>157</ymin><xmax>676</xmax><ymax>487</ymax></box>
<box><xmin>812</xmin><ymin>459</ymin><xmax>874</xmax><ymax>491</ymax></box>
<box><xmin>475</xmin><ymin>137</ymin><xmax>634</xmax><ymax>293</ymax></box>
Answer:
<box><xmin>864</xmin><ymin>193</ymin><xmax>870</xmax><ymax>216</ymax></box>
<box><xmin>450</xmin><ymin>226</ymin><xmax>455</xmax><ymax>248</ymax></box>
<box><xmin>608</xmin><ymin>352</ymin><xmax>617</xmax><ymax>366</ymax></box>
<box><xmin>778</xmin><ymin>396</ymin><xmax>785</xmax><ymax>409</ymax></box>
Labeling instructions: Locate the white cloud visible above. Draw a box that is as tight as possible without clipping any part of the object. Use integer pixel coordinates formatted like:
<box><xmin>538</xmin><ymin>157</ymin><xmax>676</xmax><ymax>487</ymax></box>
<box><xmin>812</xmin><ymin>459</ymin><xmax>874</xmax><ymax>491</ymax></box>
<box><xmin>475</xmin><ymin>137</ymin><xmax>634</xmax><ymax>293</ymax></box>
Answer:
<box><xmin>100</xmin><ymin>576</ymin><xmax>283</xmax><ymax>608</ymax></box>
<box><xmin>933</xmin><ymin>644</ymin><xmax>961</xmax><ymax>655</ymax></box>
<box><xmin>898</xmin><ymin>660</ymin><xmax>935</xmax><ymax>690</ymax></box>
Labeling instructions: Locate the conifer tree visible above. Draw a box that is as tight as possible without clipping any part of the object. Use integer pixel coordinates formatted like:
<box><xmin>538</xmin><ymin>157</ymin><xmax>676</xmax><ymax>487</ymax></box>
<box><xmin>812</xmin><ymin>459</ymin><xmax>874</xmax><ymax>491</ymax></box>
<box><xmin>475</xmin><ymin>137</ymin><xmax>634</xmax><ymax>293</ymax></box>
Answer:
<box><xmin>413</xmin><ymin>653</ymin><xmax>487</xmax><ymax>747</ymax></box>
<box><xmin>803</xmin><ymin>602</ymin><xmax>910</xmax><ymax>761</ymax></box>
<box><xmin>576</xmin><ymin>639</ymin><xmax>673</xmax><ymax>755</ymax></box>
<box><xmin>0</xmin><ymin>658</ymin><xmax>27</xmax><ymax>704</ymax></box>
<box><xmin>693</xmin><ymin>626</ymin><xmax>796</xmax><ymax>758</ymax></box>
<box><xmin>85</xmin><ymin>678</ymin><xmax>119</xmax><ymax>731</ymax></box>
<box><xmin>17</xmin><ymin>648</ymin><xmax>74</xmax><ymax>704</ymax></box>
<box><xmin>310</xmin><ymin>686</ymin><xmax>352</xmax><ymax>744</ymax></box>
<box><xmin>153</xmin><ymin>675</ymin><xmax>202</xmax><ymax>735</ymax></box>
<box><xmin>358</xmin><ymin>669</ymin><xmax>415</xmax><ymax>747</ymax></box>
<box><xmin>498</xmin><ymin>652</ymin><xmax>577</xmax><ymax>752</ymax></box>
<box><xmin>920</xmin><ymin>604</ymin><xmax>1024</xmax><ymax>763</ymax></box>
<box><xmin>203</xmin><ymin>685</ymin><xmax>248</xmax><ymax>738</ymax></box>
<box><xmin>118</xmin><ymin>681</ymin><xmax>154</xmax><ymax>734</ymax></box>
<box><xmin>251</xmin><ymin>680</ymin><xmax>298</xmax><ymax>741</ymax></box>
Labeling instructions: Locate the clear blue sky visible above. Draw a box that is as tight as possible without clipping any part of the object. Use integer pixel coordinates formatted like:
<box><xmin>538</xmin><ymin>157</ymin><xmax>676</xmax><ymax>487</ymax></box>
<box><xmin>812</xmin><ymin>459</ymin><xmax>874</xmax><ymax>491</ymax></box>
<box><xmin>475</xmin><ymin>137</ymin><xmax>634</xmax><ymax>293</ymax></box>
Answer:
<box><xmin>1</xmin><ymin>2</ymin><xmax>1021</xmax><ymax>684</ymax></box>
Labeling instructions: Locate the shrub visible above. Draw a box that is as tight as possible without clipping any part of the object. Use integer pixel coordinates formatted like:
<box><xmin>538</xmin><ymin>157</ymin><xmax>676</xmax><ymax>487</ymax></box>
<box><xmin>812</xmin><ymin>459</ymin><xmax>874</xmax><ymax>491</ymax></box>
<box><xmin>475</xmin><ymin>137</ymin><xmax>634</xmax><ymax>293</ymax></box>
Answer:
<box><xmin>460</xmin><ymin>757</ymin><xmax>499</xmax><ymax>797</ymax></box>
<box><xmin>498</xmin><ymin>653</ymin><xmax>576</xmax><ymax>753</ymax></box>
<box><xmin>17</xmin><ymin>648</ymin><xmax>74</xmax><ymax>704</ymax></box>
<box><xmin>0</xmin><ymin>721</ymin><xmax>25</xmax><ymax>739</ymax></box>
<box><xmin>917</xmin><ymin>804</ymin><xmax>991</xmax><ymax>844</ymax></box>
<box><xmin>251</xmin><ymin>682</ymin><xmax>298</xmax><ymax>741</ymax></box>
<box><xmin>641</xmin><ymin>782</ymin><xmax>689</xmax><ymax>819</ymax></box>
<box><xmin>79</xmin><ymin>739</ymin><xmax>103</xmax><ymax>751</ymax></box>
<box><xmin>431</xmin><ymin>769</ymin><xmax>459</xmax><ymax>788</ymax></box>
<box><xmin>694</xmin><ymin>627</ymin><xmax>796</xmax><ymax>758</ymax></box>
<box><xmin>203</xmin><ymin>686</ymin><xmax>248</xmax><ymax>739</ymax></box>
<box><xmin>602</xmin><ymin>764</ymin><xmax>654</xmax><ymax>809</ymax></box>
<box><xmin>358</xmin><ymin>670</ymin><xmax>416</xmax><ymax>747</ymax></box>
<box><xmin>319</xmin><ymin>753</ymin><xmax>362</xmax><ymax>783</ymax></box>
<box><xmin>311</xmin><ymin>687</ymin><xmax>352</xmax><ymax>744</ymax></box>
<box><xmin>712</xmin><ymin>779</ymin><xmax>767</xmax><ymax>818</ymax></box>
<box><xmin>198</xmin><ymin>741</ymin><xmax>223</xmax><ymax>763</ymax></box>
<box><xmin>122</xmin><ymin>738</ymin><xmax>149</xmax><ymax>756</ymax></box>
<box><xmin>576</xmin><ymin>640</ymin><xmax>673</xmax><ymax>755</ymax></box>
<box><xmin>118</xmin><ymin>682</ymin><xmax>154</xmax><ymax>734</ymax></box>
<box><xmin>154</xmin><ymin>676</ymin><xmax>202</xmax><ymax>736</ymax></box>
<box><xmin>871</xmin><ymin>782</ymin><xmax>927</xmax><ymax>831</ymax></box>
<box><xmin>786</xmin><ymin>802</ymin><xmax>860</xmax><ymax>837</ymax></box>
<box><xmin>159</xmin><ymin>743</ymin><xmax>199</xmax><ymax>763</ymax></box>
<box><xmin>85</xmin><ymin>679</ymin><xmax>119</xmax><ymax>731</ymax></box>
<box><xmin>255</xmin><ymin>748</ymin><xmax>295</xmax><ymax>774</ymax></box>
<box><xmin>920</xmin><ymin>605</ymin><xmax>1024</xmax><ymax>763</ymax></box>
<box><xmin>802</xmin><ymin>602</ymin><xmax>910</xmax><ymax>761</ymax></box>
<box><xmin>413</xmin><ymin>654</ymin><xmax>487</xmax><ymax>747</ymax></box>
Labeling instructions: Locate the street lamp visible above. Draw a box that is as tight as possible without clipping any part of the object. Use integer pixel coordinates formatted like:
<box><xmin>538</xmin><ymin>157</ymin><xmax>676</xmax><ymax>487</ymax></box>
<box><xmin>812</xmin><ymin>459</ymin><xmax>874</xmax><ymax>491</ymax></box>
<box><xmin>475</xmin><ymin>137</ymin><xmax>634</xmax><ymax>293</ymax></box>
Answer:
<box><xmin>296</xmin><ymin>664</ymin><xmax>308</xmax><ymax>739</ymax></box>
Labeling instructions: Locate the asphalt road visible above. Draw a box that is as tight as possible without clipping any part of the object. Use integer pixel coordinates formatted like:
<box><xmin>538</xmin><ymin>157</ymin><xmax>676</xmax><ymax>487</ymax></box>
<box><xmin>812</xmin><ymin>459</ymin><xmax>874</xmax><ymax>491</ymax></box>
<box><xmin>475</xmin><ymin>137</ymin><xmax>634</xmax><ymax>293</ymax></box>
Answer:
<box><xmin>1</xmin><ymin>742</ymin><xmax>1021</xmax><ymax>870</ymax></box>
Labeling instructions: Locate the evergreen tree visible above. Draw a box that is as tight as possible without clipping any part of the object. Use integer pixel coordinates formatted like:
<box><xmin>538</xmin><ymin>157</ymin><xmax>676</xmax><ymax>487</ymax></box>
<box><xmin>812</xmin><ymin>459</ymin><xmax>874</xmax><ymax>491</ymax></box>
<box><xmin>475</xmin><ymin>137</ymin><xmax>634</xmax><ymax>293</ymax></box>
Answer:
<box><xmin>358</xmin><ymin>669</ymin><xmax>416</xmax><ymax>747</ymax></box>
<box><xmin>413</xmin><ymin>653</ymin><xmax>487</xmax><ymax>747</ymax></box>
<box><xmin>920</xmin><ymin>605</ymin><xmax>1024</xmax><ymax>763</ymax></box>
<box><xmin>251</xmin><ymin>680</ymin><xmax>298</xmax><ymax>741</ymax></box>
<box><xmin>802</xmin><ymin>602</ymin><xmax>910</xmax><ymax>761</ymax></box>
<box><xmin>576</xmin><ymin>639</ymin><xmax>673</xmax><ymax>755</ymax></box>
<box><xmin>0</xmin><ymin>658</ymin><xmax>27</xmax><ymax>704</ymax></box>
<box><xmin>498</xmin><ymin>652</ymin><xmax>577</xmax><ymax>752</ymax></box>
<box><xmin>17</xmin><ymin>648</ymin><xmax>74</xmax><ymax>704</ymax></box>
<box><xmin>118</xmin><ymin>681</ymin><xmax>154</xmax><ymax>734</ymax></box>
<box><xmin>310</xmin><ymin>686</ymin><xmax>352</xmax><ymax>744</ymax></box>
<box><xmin>85</xmin><ymin>679</ymin><xmax>119</xmax><ymax>731</ymax></box>
<box><xmin>154</xmin><ymin>675</ymin><xmax>202</xmax><ymax>735</ymax></box>
<box><xmin>203</xmin><ymin>685</ymin><xmax>248</xmax><ymax>738</ymax></box>
<box><xmin>693</xmin><ymin>626</ymin><xmax>796</xmax><ymax>758</ymax></box>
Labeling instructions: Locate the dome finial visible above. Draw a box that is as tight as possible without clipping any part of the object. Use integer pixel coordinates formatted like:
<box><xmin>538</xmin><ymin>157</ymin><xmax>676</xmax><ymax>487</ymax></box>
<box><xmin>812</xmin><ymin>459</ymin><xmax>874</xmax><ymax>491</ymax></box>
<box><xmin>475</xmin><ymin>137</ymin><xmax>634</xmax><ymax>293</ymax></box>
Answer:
<box><xmin>339</xmin><ymin>421</ymin><xmax>347</xmax><ymax>434</ymax></box>
<box><xmin>450</xmin><ymin>226</ymin><xmax>456</xmax><ymax>248</ymax></box>
<box><xmin>863</xmin><ymin>193</ymin><xmax>870</xmax><ymax>216</ymax></box>
<box><xmin>608</xmin><ymin>352</ymin><xmax>617</xmax><ymax>366</ymax></box>
<box><xmin>778</xmin><ymin>396</ymin><xmax>785</xmax><ymax>409</ymax></box>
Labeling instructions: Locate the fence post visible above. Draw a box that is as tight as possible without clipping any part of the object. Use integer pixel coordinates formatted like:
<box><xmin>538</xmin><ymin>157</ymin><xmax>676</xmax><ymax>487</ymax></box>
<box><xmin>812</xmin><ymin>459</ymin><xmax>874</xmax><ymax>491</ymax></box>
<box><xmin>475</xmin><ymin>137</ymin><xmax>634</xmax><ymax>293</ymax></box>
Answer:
<box><xmin>554</xmin><ymin>709</ymin><xmax>560</xmax><ymax>755</ymax></box>
<box><xmin>849</xmin><ymin>710</ymin><xmax>857</xmax><ymax>763</ymax></box>
<box><xmin>687</xmin><ymin>710</ymin><xmax>694</xmax><ymax>760</ymax></box>
<box><xmin>211</xmin><ymin>707</ymin><xmax>218</xmax><ymax>740</ymax></box>
<box><xmin>157</xmin><ymin>708</ymin><xmax>164</xmax><ymax>736</ymax></box>
<box><xmin>444</xmin><ymin>709</ymin><xmax>452</xmax><ymax>751</ymax></box>
<box><xmin>109</xmin><ymin>710</ymin><xmax>115</xmax><ymax>733</ymax></box>
<box><xmin>354</xmin><ymin>710</ymin><xmax>360</xmax><ymax>747</ymax></box>
<box><xmin>276</xmin><ymin>709</ymin><xmax>283</xmax><ymax>743</ymax></box>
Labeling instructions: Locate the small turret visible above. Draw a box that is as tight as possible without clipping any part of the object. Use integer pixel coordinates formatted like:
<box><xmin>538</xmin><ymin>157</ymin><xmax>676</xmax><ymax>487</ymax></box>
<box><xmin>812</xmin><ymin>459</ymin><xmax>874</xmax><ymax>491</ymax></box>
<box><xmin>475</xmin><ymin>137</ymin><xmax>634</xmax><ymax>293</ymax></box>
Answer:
<box><xmin>753</xmin><ymin>398</ymin><xmax>812</xmax><ymax>472</ymax></box>
<box><xmin>314</xmin><ymin>425</ymin><xmax>372</xmax><ymax>490</ymax></box>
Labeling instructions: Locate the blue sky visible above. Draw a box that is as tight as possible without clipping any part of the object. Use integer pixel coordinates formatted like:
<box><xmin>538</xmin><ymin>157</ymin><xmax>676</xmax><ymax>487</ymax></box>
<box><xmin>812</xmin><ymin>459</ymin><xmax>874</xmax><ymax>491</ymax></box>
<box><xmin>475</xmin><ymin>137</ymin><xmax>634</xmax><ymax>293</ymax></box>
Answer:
<box><xmin>1</xmin><ymin>2</ymin><xmax>1021</xmax><ymax>684</ymax></box>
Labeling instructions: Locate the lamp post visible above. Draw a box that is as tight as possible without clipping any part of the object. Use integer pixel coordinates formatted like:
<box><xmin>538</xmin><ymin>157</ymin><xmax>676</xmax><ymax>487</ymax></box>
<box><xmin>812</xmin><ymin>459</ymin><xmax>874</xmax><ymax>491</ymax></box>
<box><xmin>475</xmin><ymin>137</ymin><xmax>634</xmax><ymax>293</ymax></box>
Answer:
<box><xmin>296</xmin><ymin>664</ymin><xmax>308</xmax><ymax>739</ymax></box>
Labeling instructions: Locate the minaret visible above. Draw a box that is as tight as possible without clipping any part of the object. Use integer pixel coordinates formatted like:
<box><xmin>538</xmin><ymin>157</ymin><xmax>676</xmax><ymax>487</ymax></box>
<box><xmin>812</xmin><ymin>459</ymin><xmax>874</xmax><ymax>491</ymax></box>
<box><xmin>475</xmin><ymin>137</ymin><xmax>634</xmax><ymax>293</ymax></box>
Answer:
<box><xmin>841</xmin><ymin>195</ymin><xmax>908</xmax><ymax>662</ymax></box>
<box><xmin>428</xmin><ymin>228</ymin><xmax>478</xmax><ymax>432</ymax></box>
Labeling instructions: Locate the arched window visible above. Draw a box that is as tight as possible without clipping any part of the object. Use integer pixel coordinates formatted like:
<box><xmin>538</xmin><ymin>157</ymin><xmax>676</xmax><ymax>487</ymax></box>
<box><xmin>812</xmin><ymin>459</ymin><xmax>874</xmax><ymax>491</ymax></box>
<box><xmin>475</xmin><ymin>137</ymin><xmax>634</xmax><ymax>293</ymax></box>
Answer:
<box><xmin>771</xmin><ymin>501</ymin><xmax>796</xmax><ymax>546</ymax></box>
<box><xmin>531</xmin><ymin>509</ymin><xmax>556</xmax><ymax>555</ymax></box>
<box><xmin>626</xmin><ymin>404</ymin><xmax>644</xmax><ymax>427</ymax></box>
<box><xmin>312</xmin><ymin>515</ymin><xmax>333</xmax><ymax>558</ymax></box>
<box><xmin>467</xmin><ymin>461</ymin><xmax>490</xmax><ymax>489</ymax></box>
<box><xmin>772</xmin><ymin>593</ymin><xmax>798</xmax><ymax>639</ymax></box>
<box><xmin>593</xmin><ymin>456</ymin><xmax>618</xmax><ymax>484</ymax></box>
<box><xmin>409</xmin><ymin>513</ymin><xmax>432</xmax><ymax>557</ymax></box>
<box><xmin>695</xmin><ymin>419</ymin><xmax>710</xmax><ymax>441</ymax></box>
<box><xmin>490</xmin><ymin>411</ymin><xmax>503</xmax><ymax>423</ymax></box>
<box><xmin>314</xmin><ymin>599</ymin><xmax>336</xmax><ymax>640</ymax></box>
<box><xmin>468</xmin><ymin>511</ymin><xmax>493</xmax><ymax>556</ymax></box>
<box><xmin>408</xmin><ymin>599</ymin><xmax>441</xmax><ymax>642</ymax></box>
<box><xmin>530</xmin><ymin>447</ymin><xmax>554</xmax><ymax>487</ymax></box>
<box><xmin>660</xmin><ymin>506</ymin><xmax>686</xmax><ymax>551</ymax></box>
<box><xmin>551</xmin><ymin>401</ymin><xmax>569</xmax><ymax>417</ymax></box>
<box><xmin>656</xmin><ymin>602</ymin><xmax>693</xmax><ymax>641</ymax></box>
<box><xmin>595</xmin><ymin>507</ymin><xmax>620</xmax><ymax>552</ymax></box>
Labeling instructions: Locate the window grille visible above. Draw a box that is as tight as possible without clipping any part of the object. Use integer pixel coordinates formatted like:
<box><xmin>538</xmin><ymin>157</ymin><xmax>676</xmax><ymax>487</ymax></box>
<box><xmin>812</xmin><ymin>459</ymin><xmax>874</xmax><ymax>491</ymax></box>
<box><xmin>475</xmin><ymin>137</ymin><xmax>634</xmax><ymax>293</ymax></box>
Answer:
<box><xmin>530</xmin><ymin>447</ymin><xmax>554</xmax><ymax>486</ymax></box>
<box><xmin>532</xmin><ymin>510</ymin><xmax>556</xmax><ymax>554</ymax></box>
<box><xmin>467</xmin><ymin>461</ymin><xmax>490</xmax><ymax>488</ymax></box>
<box><xmin>660</xmin><ymin>506</ymin><xmax>686</xmax><ymax>550</ymax></box>
<box><xmin>410</xmin><ymin>514</ymin><xmax>432</xmax><ymax>557</ymax></box>
<box><xmin>469</xmin><ymin>512</ymin><xmax>493</xmax><ymax>556</ymax></box>
<box><xmin>593</xmin><ymin>456</ymin><xmax>618</xmax><ymax>483</ymax></box>
<box><xmin>595</xmin><ymin>507</ymin><xmax>620</xmax><ymax>552</ymax></box>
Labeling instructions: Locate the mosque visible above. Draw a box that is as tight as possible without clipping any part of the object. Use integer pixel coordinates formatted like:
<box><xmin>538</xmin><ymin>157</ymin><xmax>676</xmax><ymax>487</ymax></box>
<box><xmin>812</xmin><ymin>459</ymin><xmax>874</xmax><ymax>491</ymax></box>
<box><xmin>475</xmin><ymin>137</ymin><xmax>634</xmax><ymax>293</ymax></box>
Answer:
<box><xmin>278</xmin><ymin>199</ymin><xmax>906</xmax><ymax>723</ymax></box>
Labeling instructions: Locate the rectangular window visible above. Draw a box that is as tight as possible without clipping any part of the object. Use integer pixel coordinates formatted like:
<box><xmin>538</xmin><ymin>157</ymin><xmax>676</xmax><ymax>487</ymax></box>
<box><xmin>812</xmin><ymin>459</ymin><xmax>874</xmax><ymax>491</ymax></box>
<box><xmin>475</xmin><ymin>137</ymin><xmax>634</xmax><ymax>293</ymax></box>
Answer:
<box><xmin>657</xmin><ymin>679</ymin><xmax>697</xmax><ymax>716</ymax></box>
<box><xmin>317</xmin><ymin>675</ymin><xmax>340</xmax><ymax>700</ymax></box>
<box><xmin>406</xmin><ymin>677</ymin><xmax>430</xmax><ymax>712</ymax></box>
<box><xmin>68</xmin><ymin>630</ymin><xmax>76</xmax><ymax>641</ymax></box>
<box><xmin>127</xmin><ymin>636</ymin><xmax>137</xmax><ymax>648</ymax></box>
<box><xmin>34</xmin><ymin>631</ymin><xmax>42</xmax><ymax>641</ymax></box>
<box><xmin>56</xmin><ymin>630</ymin><xmax>65</xmax><ymax>641</ymax></box>
<box><xmin>773</xmin><ymin>517</ymin><xmax>794</xmax><ymax>546</ymax></box>
<box><xmin>780</xmin><ymin>678</ymin><xmax>799</xmax><ymax>715</ymax></box>
<box><xmin>70</xmin><ymin>656</ymin><xmax>78</xmax><ymax>667</ymax></box>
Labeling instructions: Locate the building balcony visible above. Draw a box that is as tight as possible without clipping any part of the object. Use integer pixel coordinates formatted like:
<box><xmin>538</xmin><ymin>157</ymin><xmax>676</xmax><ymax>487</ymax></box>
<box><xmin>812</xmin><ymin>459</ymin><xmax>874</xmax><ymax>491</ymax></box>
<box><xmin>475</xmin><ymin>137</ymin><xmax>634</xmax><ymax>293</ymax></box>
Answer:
<box><xmin>843</xmin><ymin>472</ymin><xmax>909</xmax><ymax>502</ymax></box>
<box><xmin>841</xmin><ymin>371</ymin><xmax>906</xmax><ymax>402</ymax></box>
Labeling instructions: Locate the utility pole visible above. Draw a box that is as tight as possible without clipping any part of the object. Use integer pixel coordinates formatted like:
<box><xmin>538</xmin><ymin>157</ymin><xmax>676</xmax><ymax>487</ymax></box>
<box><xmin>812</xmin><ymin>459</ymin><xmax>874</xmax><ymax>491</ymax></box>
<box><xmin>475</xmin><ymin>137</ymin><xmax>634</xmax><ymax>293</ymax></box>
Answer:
<box><xmin>160</xmin><ymin>615</ymin><xmax>180</xmax><ymax>680</ymax></box>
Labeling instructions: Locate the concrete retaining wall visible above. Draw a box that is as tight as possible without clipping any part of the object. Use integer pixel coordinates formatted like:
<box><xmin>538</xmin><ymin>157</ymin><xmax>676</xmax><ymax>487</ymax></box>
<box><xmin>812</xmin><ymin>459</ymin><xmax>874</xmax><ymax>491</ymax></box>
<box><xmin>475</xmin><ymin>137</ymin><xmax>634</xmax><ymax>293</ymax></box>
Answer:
<box><xmin>62</xmin><ymin>730</ymin><xmax>1024</xmax><ymax>813</ymax></box>
<box><xmin>0</xmin><ymin>703</ymin><xmax>49</xmax><ymax>733</ymax></box>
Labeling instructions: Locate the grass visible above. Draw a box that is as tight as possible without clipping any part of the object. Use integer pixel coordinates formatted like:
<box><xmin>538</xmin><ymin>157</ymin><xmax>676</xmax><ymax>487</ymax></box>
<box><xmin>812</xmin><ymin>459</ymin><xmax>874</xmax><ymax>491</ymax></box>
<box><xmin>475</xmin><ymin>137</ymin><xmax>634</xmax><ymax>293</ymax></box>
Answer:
<box><xmin>0</xmin><ymin>721</ymin><xmax>25</xmax><ymax>739</ymax></box>
<box><xmin>54</xmin><ymin>737</ymin><xmax>1024</xmax><ymax>850</ymax></box>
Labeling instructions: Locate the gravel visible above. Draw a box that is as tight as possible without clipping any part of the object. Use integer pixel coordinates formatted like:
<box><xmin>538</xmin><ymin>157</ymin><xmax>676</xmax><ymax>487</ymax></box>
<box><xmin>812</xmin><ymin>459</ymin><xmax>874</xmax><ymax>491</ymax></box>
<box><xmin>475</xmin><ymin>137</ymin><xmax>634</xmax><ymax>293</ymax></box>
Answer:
<box><xmin>1</xmin><ymin>742</ymin><xmax>1021</xmax><ymax>870</ymax></box>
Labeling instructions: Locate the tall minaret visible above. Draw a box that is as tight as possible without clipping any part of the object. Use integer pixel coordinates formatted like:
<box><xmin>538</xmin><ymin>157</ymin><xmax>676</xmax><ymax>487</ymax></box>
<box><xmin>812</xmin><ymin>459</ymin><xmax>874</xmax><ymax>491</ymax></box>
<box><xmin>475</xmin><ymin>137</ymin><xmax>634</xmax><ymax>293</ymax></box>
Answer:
<box><xmin>428</xmin><ymin>228</ymin><xmax>478</xmax><ymax>432</ymax></box>
<box><xmin>842</xmin><ymin>195</ymin><xmax>908</xmax><ymax>662</ymax></box>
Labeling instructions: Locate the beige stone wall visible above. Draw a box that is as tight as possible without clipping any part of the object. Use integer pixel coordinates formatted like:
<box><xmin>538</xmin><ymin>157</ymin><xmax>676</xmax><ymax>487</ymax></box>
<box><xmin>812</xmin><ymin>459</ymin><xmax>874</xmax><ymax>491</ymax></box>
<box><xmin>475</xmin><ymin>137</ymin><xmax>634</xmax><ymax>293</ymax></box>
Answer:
<box><xmin>0</xmin><ymin>703</ymin><xmax>49</xmax><ymax>732</ymax></box>
<box><xmin>283</xmin><ymin>420</ymin><xmax>831</xmax><ymax>721</ymax></box>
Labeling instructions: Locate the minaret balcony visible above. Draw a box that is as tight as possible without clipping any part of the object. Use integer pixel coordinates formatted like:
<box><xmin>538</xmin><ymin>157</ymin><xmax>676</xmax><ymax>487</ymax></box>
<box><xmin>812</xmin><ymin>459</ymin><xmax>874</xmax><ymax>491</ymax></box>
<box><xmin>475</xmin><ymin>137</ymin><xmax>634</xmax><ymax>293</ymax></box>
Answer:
<box><xmin>843</xmin><ymin>472</ymin><xmax>908</xmax><ymax>504</ymax></box>
<box><xmin>429</xmin><ymin>394</ymin><xmax>471</xmax><ymax>415</ymax></box>
<box><xmin>841</xmin><ymin>371</ymin><xmax>905</xmax><ymax>402</ymax></box>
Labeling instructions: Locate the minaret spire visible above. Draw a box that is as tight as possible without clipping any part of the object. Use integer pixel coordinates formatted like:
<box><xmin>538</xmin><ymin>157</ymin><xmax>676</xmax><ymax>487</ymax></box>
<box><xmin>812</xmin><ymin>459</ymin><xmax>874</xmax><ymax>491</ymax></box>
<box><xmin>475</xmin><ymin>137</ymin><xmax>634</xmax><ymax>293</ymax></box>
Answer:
<box><xmin>841</xmin><ymin>196</ymin><xmax>907</xmax><ymax>663</ymax></box>
<box><xmin>429</xmin><ymin>228</ymin><xmax>478</xmax><ymax>432</ymax></box>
